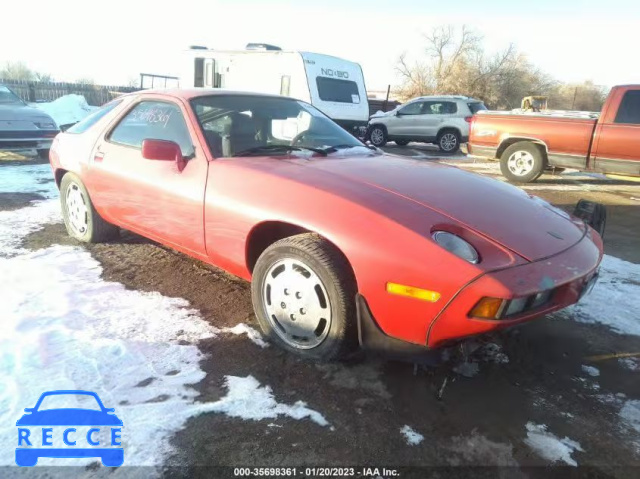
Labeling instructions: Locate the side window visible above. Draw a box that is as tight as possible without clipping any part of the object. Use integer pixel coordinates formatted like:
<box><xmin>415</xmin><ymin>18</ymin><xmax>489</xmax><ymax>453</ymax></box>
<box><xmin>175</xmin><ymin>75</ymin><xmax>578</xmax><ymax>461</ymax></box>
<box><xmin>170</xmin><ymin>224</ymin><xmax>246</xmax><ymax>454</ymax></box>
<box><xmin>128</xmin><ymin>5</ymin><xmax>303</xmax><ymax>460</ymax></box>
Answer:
<box><xmin>423</xmin><ymin>101</ymin><xmax>458</xmax><ymax>115</ymax></box>
<box><xmin>398</xmin><ymin>102</ymin><xmax>423</xmax><ymax>115</ymax></box>
<box><xmin>109</xmin><ymin>101</ymin><xmax>194</xmax><ymax>156</ymax></box>
<box><xmin>615</xmin><ymin>90</ymin><xmax>640</xmax><ymax>125</ymax></box>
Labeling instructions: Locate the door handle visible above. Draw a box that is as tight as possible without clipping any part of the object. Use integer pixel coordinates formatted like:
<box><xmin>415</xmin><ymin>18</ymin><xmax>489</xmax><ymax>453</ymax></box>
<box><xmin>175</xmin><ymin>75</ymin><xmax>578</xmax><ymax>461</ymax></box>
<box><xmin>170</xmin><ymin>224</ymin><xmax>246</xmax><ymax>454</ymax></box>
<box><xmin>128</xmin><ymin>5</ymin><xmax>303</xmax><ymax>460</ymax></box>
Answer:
<box><xmin>94</xmin><ymin>148</ymin><xmax>105</xmax><ymax>162</ymax></box>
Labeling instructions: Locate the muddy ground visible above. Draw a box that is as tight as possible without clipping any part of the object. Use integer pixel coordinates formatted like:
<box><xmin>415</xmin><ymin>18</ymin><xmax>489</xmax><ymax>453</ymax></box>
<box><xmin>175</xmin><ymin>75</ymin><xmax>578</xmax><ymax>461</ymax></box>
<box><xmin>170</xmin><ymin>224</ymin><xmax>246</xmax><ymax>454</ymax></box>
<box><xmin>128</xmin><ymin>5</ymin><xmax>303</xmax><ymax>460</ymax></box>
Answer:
<box><xmin>5</xmin><ymin>148</ymin><xmax>640</xmax><ymax>478</ymax></box>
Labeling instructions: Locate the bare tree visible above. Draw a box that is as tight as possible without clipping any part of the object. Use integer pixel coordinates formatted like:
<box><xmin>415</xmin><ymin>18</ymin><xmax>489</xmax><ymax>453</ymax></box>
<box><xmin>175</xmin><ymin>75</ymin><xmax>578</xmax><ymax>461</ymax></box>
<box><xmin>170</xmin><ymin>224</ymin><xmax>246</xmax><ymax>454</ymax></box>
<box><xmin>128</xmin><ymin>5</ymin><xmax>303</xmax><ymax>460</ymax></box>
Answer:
<box><xmin>395</xmin><ymin>25</ymin><xmax>604</xmax><ymax>111</ymax></box>
<box><xmin>0</xmin><ymin>61</ymin><xmax>35</xmax><ymax>81</ymax></box>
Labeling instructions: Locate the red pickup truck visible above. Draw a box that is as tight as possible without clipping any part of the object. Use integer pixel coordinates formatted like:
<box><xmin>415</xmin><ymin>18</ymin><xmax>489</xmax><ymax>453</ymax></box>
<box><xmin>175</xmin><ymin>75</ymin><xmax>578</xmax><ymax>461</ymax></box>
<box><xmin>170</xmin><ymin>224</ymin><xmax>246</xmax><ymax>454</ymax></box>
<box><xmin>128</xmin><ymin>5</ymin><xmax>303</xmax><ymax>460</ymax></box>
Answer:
<box><xmin>468</xmin><ymin>85</ymin><xmax>640</xmax><ymax>182</ymax></box>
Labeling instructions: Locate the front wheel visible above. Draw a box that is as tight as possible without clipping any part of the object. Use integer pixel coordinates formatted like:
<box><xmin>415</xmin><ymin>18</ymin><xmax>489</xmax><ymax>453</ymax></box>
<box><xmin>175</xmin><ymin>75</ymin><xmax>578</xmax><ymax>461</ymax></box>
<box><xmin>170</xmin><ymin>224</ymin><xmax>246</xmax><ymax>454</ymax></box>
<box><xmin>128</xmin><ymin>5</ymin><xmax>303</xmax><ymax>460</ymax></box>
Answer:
<box><xmin>60</xmin><ymin>173</ymin><xmax>119</xmax><ymax>243</ymax></box>
<box><xmin>369</xmin><ymin>125</ymin><xmax>387</xmax><ymax>147</ymax></box>
<box><xmin>251</xmin><ymin>233</ymin><xmax>357</xmax><ymax>361</ymax></box>
<box><xmin>500</xmin><ymin>142</ymin><xmax>545</xmax><ymax>183</ymax></box>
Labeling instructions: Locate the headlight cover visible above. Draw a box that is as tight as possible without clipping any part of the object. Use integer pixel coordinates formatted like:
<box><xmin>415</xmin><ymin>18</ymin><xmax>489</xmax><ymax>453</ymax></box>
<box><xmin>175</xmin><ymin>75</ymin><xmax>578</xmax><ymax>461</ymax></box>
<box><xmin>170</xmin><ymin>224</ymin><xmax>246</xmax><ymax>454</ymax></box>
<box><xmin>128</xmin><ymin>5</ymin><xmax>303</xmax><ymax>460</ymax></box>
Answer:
<box><xmin>432</xmin><ymin>231</ymin><xmax>480</xmax><ymax>264</ymax></box>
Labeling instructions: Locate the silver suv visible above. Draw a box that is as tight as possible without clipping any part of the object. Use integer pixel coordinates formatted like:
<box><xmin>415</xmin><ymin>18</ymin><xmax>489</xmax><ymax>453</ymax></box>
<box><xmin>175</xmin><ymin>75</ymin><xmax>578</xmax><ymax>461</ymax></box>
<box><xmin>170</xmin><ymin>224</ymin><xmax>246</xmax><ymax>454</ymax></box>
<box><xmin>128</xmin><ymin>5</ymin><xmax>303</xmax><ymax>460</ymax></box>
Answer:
<box><xmin>367</xmin><ymin>95</ymin><xmax>486</xmax><ymax>152</ymax></box>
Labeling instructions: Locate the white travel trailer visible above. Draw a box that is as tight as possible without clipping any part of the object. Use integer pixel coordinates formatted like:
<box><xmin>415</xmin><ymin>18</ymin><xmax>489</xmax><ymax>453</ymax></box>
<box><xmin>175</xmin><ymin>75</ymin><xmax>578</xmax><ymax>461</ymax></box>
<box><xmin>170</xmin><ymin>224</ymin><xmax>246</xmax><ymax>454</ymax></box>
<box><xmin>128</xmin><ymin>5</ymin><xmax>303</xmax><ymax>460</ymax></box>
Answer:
<box><xmin>179</xmin><ymin>44</ymin><xmax>369</xmax><ymax>135</ymax></box>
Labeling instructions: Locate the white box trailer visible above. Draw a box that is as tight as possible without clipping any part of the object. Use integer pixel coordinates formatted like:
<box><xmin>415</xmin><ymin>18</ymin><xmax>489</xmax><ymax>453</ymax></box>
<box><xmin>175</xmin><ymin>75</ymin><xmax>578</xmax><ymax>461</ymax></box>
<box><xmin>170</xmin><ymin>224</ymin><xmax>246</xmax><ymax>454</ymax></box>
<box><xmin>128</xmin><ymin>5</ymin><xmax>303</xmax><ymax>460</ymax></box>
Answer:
<box><xmin>180</xmin><ymin>45</ymin><xmax>369</xmax><ymax>135</ymax></box>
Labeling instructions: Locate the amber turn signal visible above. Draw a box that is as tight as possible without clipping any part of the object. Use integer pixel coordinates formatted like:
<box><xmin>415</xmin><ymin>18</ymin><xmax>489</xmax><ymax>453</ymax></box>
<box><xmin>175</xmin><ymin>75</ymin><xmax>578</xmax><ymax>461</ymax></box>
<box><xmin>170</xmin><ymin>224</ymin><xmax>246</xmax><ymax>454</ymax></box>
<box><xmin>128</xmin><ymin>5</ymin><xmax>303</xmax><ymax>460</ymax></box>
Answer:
<box><xmin>386</xmin><ymin>282</ymin><xmax>441</xmax><ymax>302</ymax></box>
<box><xmin>469</xmin><ymin>297</ymin><xmax>505</xmax><ymax>319</ymax></box>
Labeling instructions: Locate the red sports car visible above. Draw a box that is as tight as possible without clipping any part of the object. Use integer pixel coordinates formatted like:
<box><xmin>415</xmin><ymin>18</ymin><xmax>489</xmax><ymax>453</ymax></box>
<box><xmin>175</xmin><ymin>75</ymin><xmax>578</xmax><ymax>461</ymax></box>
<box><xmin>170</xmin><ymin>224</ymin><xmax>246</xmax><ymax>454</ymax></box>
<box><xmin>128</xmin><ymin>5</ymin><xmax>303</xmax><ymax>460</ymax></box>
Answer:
<box><xmin>49</xmin><ymin>89</ymin><xmax>604</xmax><ymax>360</ymax></box>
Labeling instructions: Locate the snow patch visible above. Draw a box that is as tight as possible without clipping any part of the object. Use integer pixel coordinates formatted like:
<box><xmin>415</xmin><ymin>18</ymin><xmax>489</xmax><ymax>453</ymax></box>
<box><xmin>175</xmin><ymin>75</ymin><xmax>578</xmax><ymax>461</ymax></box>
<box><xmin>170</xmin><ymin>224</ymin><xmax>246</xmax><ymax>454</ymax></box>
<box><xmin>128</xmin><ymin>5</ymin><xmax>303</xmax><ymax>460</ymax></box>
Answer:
<box><xmin>400</xmin><ymin>425</ymin><xmax>424</xmax><ymax>446</ymax></box>
<box><xmin>195</xmin><ymin>376</ymin><xmax>328</xmax><ymax>426</ymax></box>
<box><xmin>581</xmin><ymin>365</ymin><xmax>600</xmax><ymax>377</ymax></box>
<box><xmin>0</xmin><ymin>199</ymin><xmax>61</xmax><ymax>256</ymax></box>
<box><xmin>524</xmin><ymin>422</ymin><xmax>583</xmax><ymax>466</ymax></box>
<box><xmin>221</xmin><ymin>323</ymin><xmax>269</xmax><ymax>348</ymax></box>
<box><xmin>31</xmin><ymin>94</ymin><xmax>96</xmax><ymax>127</ymax></box>
<box><xmin>477</xmin><ymin>342</ymin><xmax>509</xmax><ymax>364</ymax></box>
<box><xmin>564</xmin><ymin>255</ymin><xmax>640</xmax><ymax>337</ymax></box>
<box><xmin>0</xmin><ymin>164</ymin><xmax>58</xmax><ymax>199</ymax></box>
<box><xmin>619</xmin><ymin>357</ymin><xmax>640</xmax><ymax>371</ymax></box>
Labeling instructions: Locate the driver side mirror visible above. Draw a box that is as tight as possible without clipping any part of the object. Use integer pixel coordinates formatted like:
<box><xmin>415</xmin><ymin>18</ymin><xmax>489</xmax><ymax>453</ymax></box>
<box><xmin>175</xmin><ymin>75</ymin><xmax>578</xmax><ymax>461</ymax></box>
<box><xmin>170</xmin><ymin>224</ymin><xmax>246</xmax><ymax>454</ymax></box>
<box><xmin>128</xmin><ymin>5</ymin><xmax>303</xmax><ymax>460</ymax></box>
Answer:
<box><xmin>141</xmin><ymin>139</ymin><xmax>186</xmax><ymax>172</ymax></box>
<box><xmin>23</xmin><ymin>408</ymin><xmax>34</xmax><ymax>413</ymax></box>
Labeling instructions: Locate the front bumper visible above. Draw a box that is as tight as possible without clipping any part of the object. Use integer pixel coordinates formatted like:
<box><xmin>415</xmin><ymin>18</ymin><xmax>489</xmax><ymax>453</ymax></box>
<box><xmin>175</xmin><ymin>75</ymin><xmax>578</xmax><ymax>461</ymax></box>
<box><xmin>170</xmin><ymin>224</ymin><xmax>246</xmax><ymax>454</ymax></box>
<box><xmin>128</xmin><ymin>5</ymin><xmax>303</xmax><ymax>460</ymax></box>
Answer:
<box><xmin>0</xmin><ymin>130</ymin><xmax>58</xmax><ymax>151</ymax></box>
<box><xmin>358</xmin><ymin>228</ymin><xmax>603</xmax><ymax>358</ymax></box>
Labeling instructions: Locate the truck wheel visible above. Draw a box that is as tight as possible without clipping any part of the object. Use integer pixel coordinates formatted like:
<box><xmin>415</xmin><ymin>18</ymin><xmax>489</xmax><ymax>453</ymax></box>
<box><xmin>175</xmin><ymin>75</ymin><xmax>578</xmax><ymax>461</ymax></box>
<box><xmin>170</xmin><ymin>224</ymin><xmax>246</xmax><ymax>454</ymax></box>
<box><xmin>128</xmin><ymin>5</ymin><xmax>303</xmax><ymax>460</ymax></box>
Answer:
<box><xmin>500</xmin><ymin>142</ymin><xmax>545</xmax><ymax>183</ymax></box>
<box><xmin>369</xmin><ymin>125</ymin><xmax>387</xmax><ymax>147</ymax></box>
<box><xmin>60</xmin><ymin>172</ymin><xmax>119</xmax><ymax>243</ymax></box>
<box><xmin>251</xmin><ymin>233</ymin><xmax>357</xmax><ymax>361</ymax></box>
<box><xmin>395</xmin><ymin>139</ymin><xmax>409</xmax><ymax>146</ymax></box>
<box><xmin>437</xmin><ymin>130</ymin><xmax>460</xmax><ymax>153</ymax></box>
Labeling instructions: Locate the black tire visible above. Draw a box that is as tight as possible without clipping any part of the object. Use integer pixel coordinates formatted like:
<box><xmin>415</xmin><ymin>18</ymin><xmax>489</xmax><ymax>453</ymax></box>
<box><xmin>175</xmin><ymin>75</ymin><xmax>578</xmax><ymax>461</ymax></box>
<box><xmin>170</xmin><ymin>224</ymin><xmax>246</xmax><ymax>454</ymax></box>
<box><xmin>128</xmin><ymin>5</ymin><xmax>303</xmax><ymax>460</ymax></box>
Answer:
<box><xmin>251</xmin><ymin>233</ymin><xmax>357</xmax><ymax>361</ymax></box>
<box><xmin>437</xmin><ymin>129</ymin><xmax>460</xmax><ymax>153</ymax></box>
<box><xmin>60</xmin><ymin>172</ymin><xmax>119</xmax><ymax>243</ymax></box>
<box><xmin>500</xmin><ymin>142</ymin><xmax>545</xmax><ymax>183</ymax></box>
<box><xmin>369</xmin><ymin>125</ymin><xmax>387</xmax><ymax>147</ymax></box>
<box><xmin>395</xmin><ymin>139</ymin><xmax>410</xmax><ymax>146</ymax></box>
<box><xmin>37</xmin><ymin>149</ymin><xmax>50</xmax><ymax>160</ymax></box>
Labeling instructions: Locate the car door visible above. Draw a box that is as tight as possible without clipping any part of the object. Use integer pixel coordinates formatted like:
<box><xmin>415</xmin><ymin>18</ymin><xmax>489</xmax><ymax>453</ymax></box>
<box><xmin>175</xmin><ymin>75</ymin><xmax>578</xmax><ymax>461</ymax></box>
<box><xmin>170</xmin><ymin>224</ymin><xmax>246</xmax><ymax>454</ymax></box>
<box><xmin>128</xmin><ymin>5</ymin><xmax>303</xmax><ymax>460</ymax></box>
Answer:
<box><xmin>87</xmin><ymin>98</ymin><xmax>209</xmax><ymax>257</ymax></box>
<box><xmin>417</xmin><ymin>101</ymin><xmax>457</xmax><ymax>140</ymax></box>
<box><xmin>389</xmin><ymin>101</ymin><xmax>424</xmax><ymax>137</ymax></box>
<box><xmin>591</xmin><ymin>89</ymin><xmax>640</xmax><ymax>176</ymax></box>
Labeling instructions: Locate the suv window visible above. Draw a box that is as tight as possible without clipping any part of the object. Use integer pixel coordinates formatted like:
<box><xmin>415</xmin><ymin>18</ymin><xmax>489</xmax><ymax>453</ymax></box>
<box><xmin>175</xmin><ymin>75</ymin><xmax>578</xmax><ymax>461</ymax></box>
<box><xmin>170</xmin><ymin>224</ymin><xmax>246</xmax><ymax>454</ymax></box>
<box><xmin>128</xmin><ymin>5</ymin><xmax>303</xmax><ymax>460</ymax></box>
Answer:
<box><xmin>109</xmin><ymin>101</ymin><xmax>194</xmax><ymax>156</ymax></box>
<box><xmin>467</xmin><ymin>102</ymin><xmax>487</xmax><ymax>114</ymax></box>
<box><xmin>68</xmin><ymin>100</ymin><xmax>122</xmax><ymax>134</ymax></box>
<box><xmin>398</xmin><ymin>102</ymin><xmax>423</xmax><ymax>115</ymax></box>
<box><xmin>423</xmin><ymin>101</ymin><xmax>457</xmax><ymax>115</ymax></box>
<box><xmin>316</xmin><ymin>77</ymin><xmax>360</xmax><ymax>103</ymax></box>
<box><xmin>615</xmin><ymin>90</ymin><xmax>640</xmax><ymax>125</ymax></box>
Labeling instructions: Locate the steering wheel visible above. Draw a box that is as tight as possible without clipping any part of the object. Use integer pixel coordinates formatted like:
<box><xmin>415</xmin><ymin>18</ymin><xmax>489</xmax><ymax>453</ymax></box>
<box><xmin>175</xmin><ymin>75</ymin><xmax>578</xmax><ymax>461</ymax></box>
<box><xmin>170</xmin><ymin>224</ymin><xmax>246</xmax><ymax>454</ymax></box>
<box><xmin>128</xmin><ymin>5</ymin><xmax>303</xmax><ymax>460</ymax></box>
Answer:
<box><xmin>291</xmin><ymin>131</ymin><xmax>307</xmax><ymax>146</ymax></box>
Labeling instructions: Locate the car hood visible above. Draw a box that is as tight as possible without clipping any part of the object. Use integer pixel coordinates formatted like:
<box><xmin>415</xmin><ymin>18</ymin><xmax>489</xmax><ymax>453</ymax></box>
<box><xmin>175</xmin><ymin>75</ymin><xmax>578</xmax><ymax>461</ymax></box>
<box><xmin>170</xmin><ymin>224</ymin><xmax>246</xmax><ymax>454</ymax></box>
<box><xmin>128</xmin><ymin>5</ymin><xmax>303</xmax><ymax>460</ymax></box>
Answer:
<box><xmin>298</xmin><ymin>154</ymin><xmax>587</xmax><ymax>262</ymax></box>
<box><xmin>0</xmin><ymin>103</ymin><xmax>56</xmax><ymax>122</ymax></box>
<box><xmin>16</xmin><ymin>409</ymin><xmax>123</xmax><ymax>426</ymax></box>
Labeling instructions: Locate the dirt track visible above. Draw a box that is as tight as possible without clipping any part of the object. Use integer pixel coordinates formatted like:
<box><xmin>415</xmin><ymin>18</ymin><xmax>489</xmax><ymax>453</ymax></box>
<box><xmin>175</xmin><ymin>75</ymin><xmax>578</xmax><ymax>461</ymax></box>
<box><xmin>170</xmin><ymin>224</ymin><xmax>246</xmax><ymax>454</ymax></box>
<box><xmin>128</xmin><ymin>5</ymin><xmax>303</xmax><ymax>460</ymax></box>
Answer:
<box><xmin>4</xmin><ymin>149</ymin><xmax>640</xmax><ymax>477</ymax></box>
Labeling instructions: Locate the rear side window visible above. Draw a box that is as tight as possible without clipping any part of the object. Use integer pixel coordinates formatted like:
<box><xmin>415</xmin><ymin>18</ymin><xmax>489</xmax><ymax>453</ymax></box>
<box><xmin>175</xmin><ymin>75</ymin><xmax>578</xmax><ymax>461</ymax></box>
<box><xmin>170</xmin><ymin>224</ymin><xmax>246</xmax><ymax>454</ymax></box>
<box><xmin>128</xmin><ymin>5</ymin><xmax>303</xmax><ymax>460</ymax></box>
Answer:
<box><xmin>67</xmin><ymin>100</ymin><xmax>122</xmax><ymax>134</ymax></box>
<box><xmin>109</xmin><ymin>101</ymin><xmax>194</xmax><ymax>156</ymax></box>
<box><xmin>467</xmin><ymin>102</ymin><xmax>487</xmax><ymax>114</ymax></box>
<box><xmin>316</xmin><ymin>77</ymin><xmax>360</xmax><ymax>104</ymax></box>
<box><xmin>615</xmin><ymin>90</ymin><xmax>640</xmax><ymax>125</ymax></box>
<box><xmin>423</xmin><ymin>101</ymin><xmax>457</xmax><ymax>114</ymax></box>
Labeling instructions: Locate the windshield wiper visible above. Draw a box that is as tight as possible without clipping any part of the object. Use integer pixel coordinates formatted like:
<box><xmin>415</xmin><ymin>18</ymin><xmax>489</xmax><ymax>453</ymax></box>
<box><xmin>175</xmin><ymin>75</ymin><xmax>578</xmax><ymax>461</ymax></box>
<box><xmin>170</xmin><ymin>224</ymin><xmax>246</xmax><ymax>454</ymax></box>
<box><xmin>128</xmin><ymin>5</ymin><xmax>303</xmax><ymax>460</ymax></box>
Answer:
<box><xmin>233</xmin><ymin>144</ymin><xmax>327</xmax><ymax>157</ymax></box>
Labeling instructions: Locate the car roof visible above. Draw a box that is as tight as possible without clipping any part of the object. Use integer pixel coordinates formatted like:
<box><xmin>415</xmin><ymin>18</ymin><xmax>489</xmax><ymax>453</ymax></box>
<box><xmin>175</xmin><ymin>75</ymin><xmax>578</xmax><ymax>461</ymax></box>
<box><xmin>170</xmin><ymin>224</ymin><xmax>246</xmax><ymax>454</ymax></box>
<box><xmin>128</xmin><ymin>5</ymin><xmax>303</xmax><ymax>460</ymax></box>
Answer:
<box><xmin>123</xmin><ymin>88</ymin><xmax>288</xmax><ymax>101</ymax></box>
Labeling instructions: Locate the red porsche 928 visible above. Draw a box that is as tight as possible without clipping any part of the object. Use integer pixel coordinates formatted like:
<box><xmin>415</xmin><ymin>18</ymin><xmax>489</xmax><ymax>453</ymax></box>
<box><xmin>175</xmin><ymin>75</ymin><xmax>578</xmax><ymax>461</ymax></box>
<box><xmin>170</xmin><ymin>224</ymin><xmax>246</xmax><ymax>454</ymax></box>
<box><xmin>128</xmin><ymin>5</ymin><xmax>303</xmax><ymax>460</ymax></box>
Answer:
<box><xmin>49</xmin><ymin>89</ymin><xmax>604</xmax><ymax>360</ymax></box>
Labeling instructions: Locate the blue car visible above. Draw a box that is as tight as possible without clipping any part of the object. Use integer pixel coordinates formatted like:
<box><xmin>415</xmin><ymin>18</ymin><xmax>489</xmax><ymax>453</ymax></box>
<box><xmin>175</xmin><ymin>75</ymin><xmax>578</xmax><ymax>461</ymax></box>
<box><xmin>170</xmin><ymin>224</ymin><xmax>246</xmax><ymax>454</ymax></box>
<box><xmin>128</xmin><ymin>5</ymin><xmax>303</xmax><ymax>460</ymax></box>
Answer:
<box><xmin>16</xmin><ymin>390</ymin><xmax>123</xmax><ymax>467</ymax></box>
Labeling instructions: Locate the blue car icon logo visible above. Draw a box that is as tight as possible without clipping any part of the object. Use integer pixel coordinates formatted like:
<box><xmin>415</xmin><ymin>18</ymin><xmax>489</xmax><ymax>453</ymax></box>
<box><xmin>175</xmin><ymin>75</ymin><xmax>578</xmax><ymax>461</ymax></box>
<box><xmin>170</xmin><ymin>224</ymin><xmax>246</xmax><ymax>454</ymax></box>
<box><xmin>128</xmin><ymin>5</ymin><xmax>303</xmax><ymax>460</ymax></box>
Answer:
<box><xmin>16</xmin><ymin>390</ymin><xmax>124</xmax><ymax>467</ymax></box>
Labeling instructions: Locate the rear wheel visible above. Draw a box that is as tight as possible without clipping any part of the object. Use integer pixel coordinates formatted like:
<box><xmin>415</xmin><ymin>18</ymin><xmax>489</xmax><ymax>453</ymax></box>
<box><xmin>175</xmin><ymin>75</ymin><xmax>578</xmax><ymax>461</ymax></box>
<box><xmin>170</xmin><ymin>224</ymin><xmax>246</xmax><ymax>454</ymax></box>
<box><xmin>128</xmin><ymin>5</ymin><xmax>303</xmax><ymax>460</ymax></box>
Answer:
<box><xmin>437</xmin><ymin>130</ymin><xmax>460</xmax><ymax>153</ymax></box>
<box><xmin>251</xmin><ymin>233</ymin><xmax>357</xmax><ymax>361</ymax></box>
<box><xmin>500</xmin><ymin>142</ymin><xmax>545</xmax><ymax>183</ymax></box>
<box><xmin>369</xmin><ymin>125</ymin><xmax>387</xmax><ymax>147</ymax></box>
<box><xmin>395</xmin><ymin>139</ymin><xmax>409</xmax><ymax>146</ymax></box>
<box><xmin>37</xmin><ymin>149</ymin><xmax>50</xmax><ymax>160</ymax></box>
<box><xmin>60</xmin><ymin>173</ymin><xmax>119</xmax><ymax>243</ymax></box>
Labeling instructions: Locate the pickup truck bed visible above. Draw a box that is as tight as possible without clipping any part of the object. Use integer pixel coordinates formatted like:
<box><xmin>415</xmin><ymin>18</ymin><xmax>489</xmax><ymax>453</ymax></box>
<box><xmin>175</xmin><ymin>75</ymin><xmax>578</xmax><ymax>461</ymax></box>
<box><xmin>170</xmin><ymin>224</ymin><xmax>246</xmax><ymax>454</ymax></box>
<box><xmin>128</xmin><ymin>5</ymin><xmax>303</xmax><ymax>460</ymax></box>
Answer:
<box><xmin>468</xmin><ymin>85</ymin><xmax>640</xmax><ymax>182</ymax></box>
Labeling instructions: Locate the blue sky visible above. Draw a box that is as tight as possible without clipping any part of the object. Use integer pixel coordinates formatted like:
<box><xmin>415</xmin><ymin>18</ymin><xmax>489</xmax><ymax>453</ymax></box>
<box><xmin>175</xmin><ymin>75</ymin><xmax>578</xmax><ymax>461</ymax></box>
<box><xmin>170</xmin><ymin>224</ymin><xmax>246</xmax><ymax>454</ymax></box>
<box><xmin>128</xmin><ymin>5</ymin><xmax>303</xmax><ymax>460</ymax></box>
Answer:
<box><xmin>1</xmin><ymin>0</ymin><xmax>638</xmax><ymax>90</ymax></box>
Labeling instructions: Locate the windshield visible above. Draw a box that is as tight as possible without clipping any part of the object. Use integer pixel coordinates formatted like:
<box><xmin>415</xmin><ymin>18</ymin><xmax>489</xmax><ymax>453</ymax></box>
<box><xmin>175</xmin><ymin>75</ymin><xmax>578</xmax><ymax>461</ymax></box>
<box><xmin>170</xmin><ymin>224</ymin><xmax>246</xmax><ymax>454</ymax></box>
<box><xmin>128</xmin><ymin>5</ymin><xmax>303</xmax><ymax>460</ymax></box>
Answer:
<box><xmin>37</xmin><ymin>393</ymin><xmax>102</xmax><ymax>411</ymax></box>
<box><xmin>190</xmin><ymin>95</ymin><xmax>365</xmax><ymax>157</ymax></box>
<box><xmin>0</xmin><ymin>85</ymin><xmax>24</xmax><ymax>105</ymax></box>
